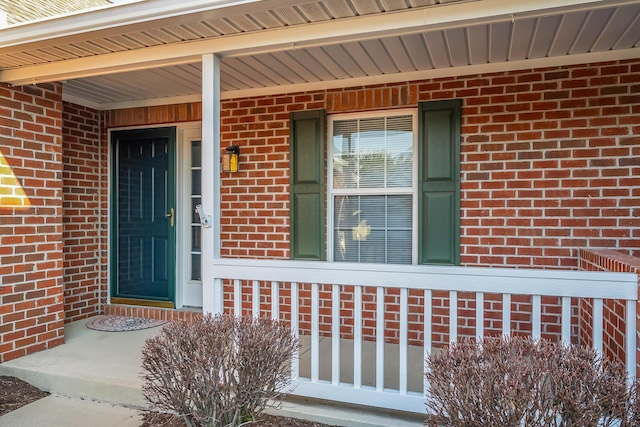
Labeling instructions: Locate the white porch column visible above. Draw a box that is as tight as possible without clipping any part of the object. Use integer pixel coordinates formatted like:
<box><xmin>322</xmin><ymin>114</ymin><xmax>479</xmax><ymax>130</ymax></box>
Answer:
<box><xmin>201</xmin><ymin>53</ymin><xmax>222</xmax><ymax>314</ymax></box>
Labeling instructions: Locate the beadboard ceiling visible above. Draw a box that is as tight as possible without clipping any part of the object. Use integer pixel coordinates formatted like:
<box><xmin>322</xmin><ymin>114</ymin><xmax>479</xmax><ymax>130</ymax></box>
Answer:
<box><xmin>1</xmin><ymin>0</ymin><xmax>639</xmax><ymax>109</ymax></box>
<box><xmin>0</xmin><ymin>0</ymin><xmax>112</xmax><ymax>26</ymax></box>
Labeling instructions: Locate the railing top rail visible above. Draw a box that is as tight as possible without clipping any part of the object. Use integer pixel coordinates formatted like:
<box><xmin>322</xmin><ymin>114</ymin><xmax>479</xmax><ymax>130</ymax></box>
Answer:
<box><xmin>211</xmin><ymin>258</ymin><xmax>638</xmax><ymax>300</ymax></box>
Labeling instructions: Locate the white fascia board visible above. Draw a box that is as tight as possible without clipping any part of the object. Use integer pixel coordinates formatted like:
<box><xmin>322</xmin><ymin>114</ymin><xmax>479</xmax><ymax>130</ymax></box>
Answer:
<box><xmin>0</xmin><ymin>0</ymin><xmax>609</xmax><ymax>50</ymax></box>
<box><xmin>0</xmin><ymin>0</ymin><xmax>270</xmax><ymax>49</ymax></box>
<box><xmin>92</xmin><ymin>94</ymin><xmax>202</xmax><ymax>111</ymax></box>
<box><xmin>80</xmin><ymin>46</ymin><xmax>640</xmax><ymax>111</ymax></box>
<box><xmin>62</xmin><ymin>92</ymin><xmax>101</xmax><ymax>110</ymax></box>
<box><xmin>2</xmin><ymin>0</ymin><xmax>631</xmax><ymax>86</ymax></box>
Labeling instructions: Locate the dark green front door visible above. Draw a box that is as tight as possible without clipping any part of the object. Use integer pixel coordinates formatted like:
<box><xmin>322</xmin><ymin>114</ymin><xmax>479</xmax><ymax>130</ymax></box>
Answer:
<box><xmin>110</xmin><ymin>127</ymin><xmax>176</xmax><ymax>307</ymax></box>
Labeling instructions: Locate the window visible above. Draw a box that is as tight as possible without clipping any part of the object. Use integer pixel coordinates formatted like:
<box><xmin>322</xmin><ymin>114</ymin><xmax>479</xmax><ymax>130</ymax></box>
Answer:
<box><xmin>190</xmin><ymin>140</ymin><xmax>202</xmax><ymax>281</ymax></box>
<box><xmin>330</xmin><ymin>112</ymin><xmax>416</xmax><ymax>264</ymax></box>
<box><xmin>289</xmin><ymin>100</ymin><xmax>461</xmax><ymax>265</ymax></box>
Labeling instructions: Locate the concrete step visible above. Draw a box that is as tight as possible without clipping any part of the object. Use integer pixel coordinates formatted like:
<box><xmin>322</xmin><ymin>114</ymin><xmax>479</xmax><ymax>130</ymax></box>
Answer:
<box><xmin>0</xmin><ymin>318</ymin><xmax>153</xmax><ymax>408</ymax></box>
<box><xmin>0</xmin><ymin>317</ymin><xmax>425</xmax><ymax>427</ymax></box>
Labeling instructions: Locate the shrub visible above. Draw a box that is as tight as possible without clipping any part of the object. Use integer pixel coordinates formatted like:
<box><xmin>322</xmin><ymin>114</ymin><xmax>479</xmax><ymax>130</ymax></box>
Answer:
<box><xmin>425</xmin><ymin>336</ymin><xmax>634</xmax><ymax>427</ymax></box>
<box><xmin>141</xmin><ymin>314</ymin><xmax>298</xmax><ymax>427</ymax></box>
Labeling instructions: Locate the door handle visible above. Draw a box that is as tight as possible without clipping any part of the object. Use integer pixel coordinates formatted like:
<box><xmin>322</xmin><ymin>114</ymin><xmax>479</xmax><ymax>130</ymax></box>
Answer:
<box><xmin>164</xmin><ymin>208</ymin><xmax>175</xmax><ymax>227</ymax></box>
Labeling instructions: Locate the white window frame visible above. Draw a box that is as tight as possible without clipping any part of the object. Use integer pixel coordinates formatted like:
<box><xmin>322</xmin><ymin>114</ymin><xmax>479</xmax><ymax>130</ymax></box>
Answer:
<box><xmin>327</xmin><ymin>109</ymin><xmax>419</xmax><ymax>265</ymax></box>
<box><xmin>177</xmin><ymin>123</ymin><xmax>202</xmax><ymax>308</ymax></box>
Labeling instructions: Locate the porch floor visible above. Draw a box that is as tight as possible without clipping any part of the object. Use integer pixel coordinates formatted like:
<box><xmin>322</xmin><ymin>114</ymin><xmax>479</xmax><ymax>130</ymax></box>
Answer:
<box><xmin>0</xmin><ymin>316</ymin><xmax>424</xmax><ymax>427</ymax></box>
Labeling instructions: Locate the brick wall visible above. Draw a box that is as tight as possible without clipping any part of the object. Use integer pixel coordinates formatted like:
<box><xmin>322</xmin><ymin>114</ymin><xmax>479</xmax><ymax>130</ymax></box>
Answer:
<box><xmin>215</xmin><ymin>60</ymin><xmax>640</xmax><ymax>265</ymax></box>
<box><xmin>578</xmin><ymin>248</ymin><xmax>640</xmax><ymax>376</ymax></box>
<box><xmin>97</xmin><ymin>59</ymin><xmax>639</xmax><ymax>346</ymax></box>
<box><xmin>0</xmin><ymin>82</ymin><xmax>64</xmax><ymax>363</ymax></box>
<box><xmin>215</xmin><ymin>59</ymin><xmax>638</xmax><ymax>345</ymax></box>
<box><xmin>62</xmin><ymin>102</ymin><xmax>104</xmax><ymax>322</ymax></box>
<box><xmin>458</xmin><ymin>64</ymin><xmax>640</xmax><ymax>268</ymax></box>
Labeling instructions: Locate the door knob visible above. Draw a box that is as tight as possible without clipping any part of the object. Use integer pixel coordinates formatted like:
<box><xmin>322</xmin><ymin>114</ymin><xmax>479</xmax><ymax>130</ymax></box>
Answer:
<box><xmin>164</xmin><ymin>208</ymin><xmax>175</xmax><ymax>227</ymax></box>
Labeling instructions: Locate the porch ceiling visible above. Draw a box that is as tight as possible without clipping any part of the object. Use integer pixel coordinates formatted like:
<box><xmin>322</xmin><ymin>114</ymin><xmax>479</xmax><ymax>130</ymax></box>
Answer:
<box><xmin>2</xmin><ymin>0</ymin><xmax>639</xmax><ymax>109</ymax></box>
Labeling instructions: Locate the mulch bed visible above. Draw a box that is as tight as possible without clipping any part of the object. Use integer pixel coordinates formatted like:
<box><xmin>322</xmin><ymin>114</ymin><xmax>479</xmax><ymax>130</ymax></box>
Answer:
<box><xmin>0</xmin><ymin>376</ymin><xmax>49</xmax><ymax>416</ymax></box>
<box><xmin>142</xmin><ymin>412</ymin><xmax>340</xmax><ymax>426</ymax></box>
<box><xmin>0</xmin><ymin>375</ymin><xmax>339</xmax><ymax>426</ymax></box>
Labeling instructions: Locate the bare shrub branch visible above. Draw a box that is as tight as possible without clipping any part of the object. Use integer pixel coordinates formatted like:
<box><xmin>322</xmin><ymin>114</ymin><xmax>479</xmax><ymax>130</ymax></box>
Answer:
<box><xmin>141</xmin><ymin>314</ymin><xmax>298</xmax><ymax>427</ymax></box>
<box><xmin>425</xmin><ymin>336</ymin><xmax>636</xmax><ymax>427</ymax></box>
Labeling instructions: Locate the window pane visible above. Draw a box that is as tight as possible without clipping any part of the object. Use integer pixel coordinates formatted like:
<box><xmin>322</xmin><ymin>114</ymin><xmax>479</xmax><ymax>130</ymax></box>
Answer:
<box><xmin>191</xmin><ymin>197</ymin><xmax>202</xmax><ymax>223</ymax></box>
<box><xmin>191</xmin><ymin>253</ymin><xmax>201</xmax><ymax>281</ymax></box>
<box><xmin>191</xmin><ymin>169</ymin><xmax>201</xmax><ymax>195</ymax></box>
<box><xmin>333</xmin><ymin>115</ymin><xmax>413</xmax><ymax>190</ymax></box>
<box><xmin>386</xmin><ymin>116</ymin><xmax>413</xmax><ymax>187</ymax></box>
<box><xmin>333</xmin><ymin>120</ymin><xmax>358</xmax><ymax>189</ymax></box>
<box><xmin>334</xmin><ymin>154</ymin><xmax>358</xmax><ymax>189</ymax></box>
<box><xmin>191</xmin><ymin>140</ymin><xmax>201</xmax><ymax>168</ymax></box>
<box><xmin>333</xmin><ymin>195</ymin><xmax>412</xmax><ymax>264</ymax></box>
<box><xmin>387</xmin><ymin>195</ymin><xmax>412</xmax><ymax>228</ymax></box>
<box><xmin>334</xmin><ymin>195</ymin><xmax>357</xmax><ymax>230</ymax></box>
<box><xmin>191</xmin><ymin>226</ymin><xmax>201</xmax><ymax>251</ymax></box>
<box><xmin>359</xmin><ymin>118</ymin><xmax>386</xmax><ymax>189</ymax></box>
<box><xmin>358</xmin><ymin>196</ymin><xmax>385</xmax><ymax>228</ymax></box>
<box><xmin>387</xmin><ymin>230</ymin><xmax>412</xmax><ymax>264</ymax></box>
<box><xmin>359</xmin><ymin>230</ymin><xmax>385</xmax><ymax>263</ymax></box>
<box><xmin>190</xmin><ymin>140</ymin><xmax>202</xmax><ymax>282</ymax></box>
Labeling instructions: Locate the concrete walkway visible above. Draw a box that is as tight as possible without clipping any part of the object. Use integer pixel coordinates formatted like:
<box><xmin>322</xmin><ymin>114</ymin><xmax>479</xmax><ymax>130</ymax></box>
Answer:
<box><xmin>0</xmin><ymin>316</ymin><xmax>424</xmax><ymax>427</ymax></box>
<box><xmin>0</xmin><ymin>395</ymin><xmax>140</xmax><ymax>427</ymax></box>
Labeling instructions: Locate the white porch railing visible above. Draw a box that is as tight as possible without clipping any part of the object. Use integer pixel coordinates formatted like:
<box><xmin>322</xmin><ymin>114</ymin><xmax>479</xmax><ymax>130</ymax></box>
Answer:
<box><xmin>205</xmin><ymin>259</ymin><xmax>638</xmax><ymax>414</ymax></box>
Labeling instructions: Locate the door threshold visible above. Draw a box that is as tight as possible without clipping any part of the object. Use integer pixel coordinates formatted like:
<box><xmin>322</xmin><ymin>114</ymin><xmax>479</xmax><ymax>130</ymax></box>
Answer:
<box><xmin>110</xmin><ymin>297</ymin><xmax>175</xmax><ymax>309</ymax></box>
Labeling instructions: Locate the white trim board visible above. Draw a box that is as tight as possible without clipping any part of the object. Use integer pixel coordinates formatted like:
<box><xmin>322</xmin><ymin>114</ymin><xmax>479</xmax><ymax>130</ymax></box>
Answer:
<box><xmin>65</xmin><ymin>47</ymin><xmax>640</xmax><ymax>111</ymax></box>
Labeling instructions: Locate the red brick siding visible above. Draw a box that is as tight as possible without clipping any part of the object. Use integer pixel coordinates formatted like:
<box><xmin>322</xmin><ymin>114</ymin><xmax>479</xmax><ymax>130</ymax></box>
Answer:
<box><xmin>578</xmin><ymin>249</ymin><xmax>640</xmax><ymax>376</ymax></box>
<box><xmin>62</xmin><ymin>102</ymin><xmax>104</xmax><ymax>322</ymax></box>
<box><xmin>104</xmin><ymin>304</ymin><xmax>199</xmax><ymax>322</ymax></box>
<box><xmin>98</xmin><ymin>59</ymin><xmax>639</xmax><ymax>345</ymax></box>
<box><xmin>216</xmin><ymin>60</ymin><xmax>640</xmax><ymax>265</ymax></box>
<box><xmin>219</xmin><ymin>94</ymin><xmax>323</xmax><ymax>259</ymax></box>
<box><xmin>458</xmin><ymin>64</ymin><xmax>640</xmax><ymax>267</ymax></box>
<box><xmin>0</xmin><ymin>82</ymin><xmax>64</xmax><ymax>362</ymax></box>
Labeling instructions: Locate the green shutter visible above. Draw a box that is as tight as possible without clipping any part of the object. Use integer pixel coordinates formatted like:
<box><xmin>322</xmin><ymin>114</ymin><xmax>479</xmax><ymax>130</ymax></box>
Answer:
<box><xmin>290</xmin><ymin>110</ymin><xmax>326</xmax><ymax>260</ymax></box>
<box><xmin>418</xmin><ymin>100</ymin><xmax>461</xmax><ymax>265</ymax></box>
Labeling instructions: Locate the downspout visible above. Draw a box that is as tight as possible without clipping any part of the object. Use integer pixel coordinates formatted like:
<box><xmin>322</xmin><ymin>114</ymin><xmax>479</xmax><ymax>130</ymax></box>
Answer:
<box><xmin>98</xmin><ymin>109</ymin><xmax>104</xmax><ymax>315</ymax></box>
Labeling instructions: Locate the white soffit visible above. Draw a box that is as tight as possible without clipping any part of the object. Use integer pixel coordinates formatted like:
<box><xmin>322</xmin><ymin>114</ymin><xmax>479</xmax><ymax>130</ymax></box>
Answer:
<box><xmin>2</xmin><ymin>0</ymin><xmax>639</xmax><ymax>108</ymax></box>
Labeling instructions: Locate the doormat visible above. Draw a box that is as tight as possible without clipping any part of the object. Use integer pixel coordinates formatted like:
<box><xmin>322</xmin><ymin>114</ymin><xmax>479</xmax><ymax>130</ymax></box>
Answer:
<box><xmin>86</xmin><ymin>315</ymin><xmax>167</xmax><ymax>332</ymax></box>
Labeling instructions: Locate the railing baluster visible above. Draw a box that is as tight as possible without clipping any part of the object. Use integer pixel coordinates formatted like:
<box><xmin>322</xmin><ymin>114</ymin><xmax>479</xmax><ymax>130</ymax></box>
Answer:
<box><xmin>532</xmin><ymin>295</ymin><xmax>541</xmax><ymax>340</ymax></box>
<box><xmin>449</xmin><ymin>290</ymin><xmax>457</xmax><ymax>343</ymax></box>
<box><xmin>503</xmin><ymin>294</ymin><xmax>511</xmax><ymax>336</ymax></box>
<box><xmin>291</xmin><ymin>282</ymin><xmax>299</xmax><ymax>380</ymax></box>
<box><xmin>476</xmin><ymin>291</ymin><xmax>484</xmax><ymax>340</ymax></box>
<box><xmin>209</xmin><ymin>258</ymin><xmax>638</xmax><ymax>415</ymax></box>
<box><xmin>208</xmin><ymin>277</ymin><xmax>223</xmax><ymax>315</ymax></box>
<box><xmin>626</xmin><ymin>299</ymin><xmax>636</xmax><ymax>382</ymax></box>
<box><xmin>354</xmin><ymin>285</ymin><xmax>362</xmax><ymax>389</ymax></box>
<box><xmin>271</xmin><ymin>281</ymin><xmax>279</xmax><ymax>321</ymax></box>
<box><xmin>561</xmin><ymin>296</ymin><xmax>571</xmax><ymax>345</ymax></box>
<box><xmin>593</xmin><ymin>298</ymin><xmax>603</xmax><ymax>357</ymax></box>
<box><xmin>252</xmin><ymin>280</ymin><xmax>260</xmax><ymax>318</ymax></box>
<box><xmin>399</xmin><ymin>288</ymin><xmax>408</xmax><ymax>395</ymax></box>
<box><xmin>424</xmin><ymin>289</ymin><xmax>432</xmax><ymax>397</ymax></box>
<box><xmin>376</xmin><ymin>286</ymin><xmax>384</xmax><ymax>391</ymax></box>
<box><xmin>234</xmin><ymin>279</ymin><xmax>241</xmax><ymax>317</ymax></box>
<box><xmin>311</xmin><ymin>282</ymin><xmax>319</xmax><ymax>383</ymax></box>
<box><xmin>332</xmin><ymin>284</ymin><xmax>340</xmax><ymax>385</ymax></box>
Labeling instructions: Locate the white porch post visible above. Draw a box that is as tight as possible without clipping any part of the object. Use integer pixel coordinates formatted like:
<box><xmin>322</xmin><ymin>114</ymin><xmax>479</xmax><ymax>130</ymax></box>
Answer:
<box><xmin>201</xmin><ymin>53</ymin><xmax>222</xmax><ymax>314</ymax></box>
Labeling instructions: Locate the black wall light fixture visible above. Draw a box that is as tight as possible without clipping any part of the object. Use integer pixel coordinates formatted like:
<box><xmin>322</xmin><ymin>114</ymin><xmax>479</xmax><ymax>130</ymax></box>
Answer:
<box><xmin>222</xmin><ymin>145</ymin><xmax>240</xmax><ymax>172</ymax></box>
